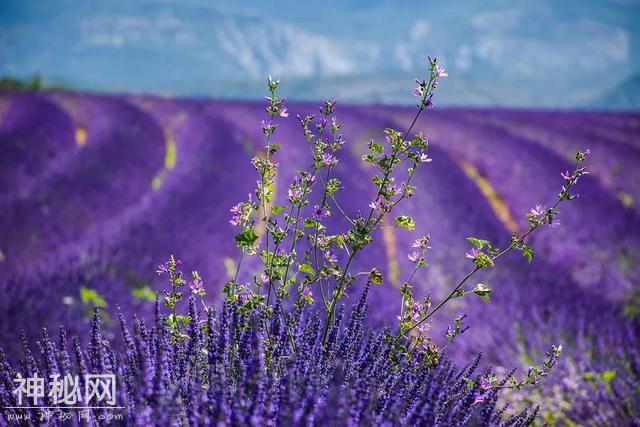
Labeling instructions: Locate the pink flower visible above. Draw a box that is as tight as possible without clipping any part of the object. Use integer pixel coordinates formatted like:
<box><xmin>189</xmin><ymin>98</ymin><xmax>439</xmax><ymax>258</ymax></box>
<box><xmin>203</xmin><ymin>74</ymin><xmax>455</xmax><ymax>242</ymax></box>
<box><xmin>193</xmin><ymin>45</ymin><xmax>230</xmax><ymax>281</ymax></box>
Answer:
<box><xmin>412</xmin><ymin>235</ymin><xmax>431</xmax><ymax>250</ymax></box>
<box><xmin>413</xmin><ymin>79</ymin><xmax>426</xmax><ymax>98</ymax></box>
<box><xmin>279</xmin><ymin>106</ymin><xmax>289</xmax><ymax>118</ymax></box>
<box><xmin>530</xmin><ymin>204</ymin><xmax>546</xmax><ymax>218</ymax></box>
<box><xmin>313</xmin><ymin>205</ymin><xmax>329</xmax><ymax>220</ymax></box>
<box><xmin>260</xmin><ymin>272</ymin><xmax>269</xmax><ymax>284</ymax></box>
<box><xmin>369</xmin><ymin>196</ymin><xmax>390</xmax><ymax>212</ymax></box>
<box><xmin>418</xmin><ymin>152</ymin><xmax>432</xmax><ymax>163</ymax></box>
<box><xmin>408</xmin><ymin>251</ymin><xmax>421</xmax><ymax>263</ymax></box>
<box><xmin>316</xmin><ymin>235</ymin><xmax>330</xmax><ymax>246</ymax></box>
<box><xmin>387</xmin><ymin>184</ymin><xmax>402</xmax><ymax>196</ymax></box>
<box><xmin>321</xmin><ymin>153</ymin><xmax>338</xmax><ymax>167</ymax></box>
<box><xmin>324</xmin><ymin>250</ymin><xmax>338</xmax><ymax>264</ymax></box>
<box><xmin>155</xmin><ymin>262</ymin><xmax>169</xmax><ymax>275</ymax></box>
<box><xmin>561</xmin><ymin>170</ymin><xmax>573</xmax><ymax>180</ymax></box>
<box><xmin>229</xmin><ymin>202</ymin><xmax>244</xmax><ymax>226</ymax></box>
<box><xmin>435</xmin><ymin>64</ymin><xmax>448</xmax><ymax>78</ymax></box>
<box><xmin>465</xmin><ymin>248</ymin><xmax>481</xmax><ymax>260</ymax></box>
<box><xmin>288</xmin><ymin>187</ymin><xmax>302</xmax><ymax>203</ymax></box>
<box><xmin>190</xmin><ymin>279</ymin><xmax>205</xmax><ymax>296</ymax></box>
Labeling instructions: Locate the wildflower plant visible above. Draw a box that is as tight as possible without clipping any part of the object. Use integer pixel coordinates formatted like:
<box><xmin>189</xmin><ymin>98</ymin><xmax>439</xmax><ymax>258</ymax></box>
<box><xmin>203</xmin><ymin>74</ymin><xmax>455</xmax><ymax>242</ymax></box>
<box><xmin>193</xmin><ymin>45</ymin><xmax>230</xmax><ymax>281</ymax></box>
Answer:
<box><xmin>220</xmin><ymin>55</ymin><xmax>588</xmax><ymax>383</ymax></box>
<box><xmin>0</xmin><ymin>56</ymin><xmax>593</xmax><ymax>426</ymax></box>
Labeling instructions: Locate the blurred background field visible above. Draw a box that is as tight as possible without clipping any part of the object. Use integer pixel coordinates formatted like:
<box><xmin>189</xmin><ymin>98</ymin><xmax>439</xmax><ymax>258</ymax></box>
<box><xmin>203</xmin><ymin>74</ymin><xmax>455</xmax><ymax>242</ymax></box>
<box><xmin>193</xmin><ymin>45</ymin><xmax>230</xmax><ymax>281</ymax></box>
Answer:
<box><xmin>1</xmin><ymin>0</ymin><xmax>639</xmax><ymax>423</ymax></box>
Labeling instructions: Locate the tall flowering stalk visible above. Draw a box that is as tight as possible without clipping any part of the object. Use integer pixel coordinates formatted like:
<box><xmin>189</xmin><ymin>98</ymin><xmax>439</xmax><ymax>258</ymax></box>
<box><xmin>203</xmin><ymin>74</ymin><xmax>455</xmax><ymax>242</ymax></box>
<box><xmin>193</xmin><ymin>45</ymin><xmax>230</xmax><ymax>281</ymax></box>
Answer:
<box><xmin>393</xmin><ymin>150</ymin><xmax>590</xmax><ymax>344</ymax></box>
<box><xmin>224</xmin><ymin>55</ymin><xmax>589</xmax><ymax>385</ymax></box>
<box><xmin>218</xmin><ymin>60</ymin><xmax>597</xmax><ymax>416</ymax></box>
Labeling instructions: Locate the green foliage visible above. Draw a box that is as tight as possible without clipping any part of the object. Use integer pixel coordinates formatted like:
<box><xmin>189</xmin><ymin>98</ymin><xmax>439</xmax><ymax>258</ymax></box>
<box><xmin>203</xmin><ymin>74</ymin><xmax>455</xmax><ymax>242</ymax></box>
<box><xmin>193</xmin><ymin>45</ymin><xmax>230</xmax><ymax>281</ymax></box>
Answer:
<box><xmin>79</xmin><ymin>286</ymin><xmax>107</xmax><ymax>308</ymax></box>
<box><xmin>132</xmin><ymin>285</ymin><xmax>156</xmax><ymax>302</ymax></box>
<box><xmin>298</xmin><ymin>263</ymin><xmax>315</xmax><ymax>276</ymax></box>
<box><xmin>467</xmin><ymin>237</ymin><xmax>491</xmax><ymax>249</ymax></box>
<box><xmin>271</xmin><ymin>205</ymin><xmax>286</xmax><ymax>215</ymax></box>
<box><xmin>235</xmin><ymin>229</ymin><xmax>259</xmax><ymax>249</ymax></box>
<box><xmin>395</xmin><ymin>215</ymin><xmax>416</xmax><ymax>231</ymax></box>
<box><xmin>473</xmin><ymin>283</ymin><xmax>492</xmax><ymax>301</ymax></box>
<box><xmin>473</xmin><ymin>252</ymin><xmax>495</xmax><ymax>269</ymax></box>
<box><xmin>0</xmin><ymin>74</ymin><xmax>43</xmax><ymax>91</ymax></box>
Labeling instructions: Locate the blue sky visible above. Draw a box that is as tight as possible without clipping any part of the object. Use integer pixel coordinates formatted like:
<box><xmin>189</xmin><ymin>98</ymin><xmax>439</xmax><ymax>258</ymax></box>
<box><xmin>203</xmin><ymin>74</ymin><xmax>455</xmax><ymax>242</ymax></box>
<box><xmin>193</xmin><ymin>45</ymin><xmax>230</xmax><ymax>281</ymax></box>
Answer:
<box><xmin>1</xmin><ymin>0</ymin><xmax>639</xmax><ymax>108</ymax></box>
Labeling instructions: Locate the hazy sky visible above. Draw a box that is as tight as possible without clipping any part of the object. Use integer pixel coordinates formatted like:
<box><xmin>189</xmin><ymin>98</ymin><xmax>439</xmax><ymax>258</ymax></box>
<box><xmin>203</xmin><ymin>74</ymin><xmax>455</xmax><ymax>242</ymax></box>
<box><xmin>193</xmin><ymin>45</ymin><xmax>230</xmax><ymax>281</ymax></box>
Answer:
<box><xmin>1</xmin><ymin>0</ymin><xmax>639</xmax><ymax>107</ymax></box>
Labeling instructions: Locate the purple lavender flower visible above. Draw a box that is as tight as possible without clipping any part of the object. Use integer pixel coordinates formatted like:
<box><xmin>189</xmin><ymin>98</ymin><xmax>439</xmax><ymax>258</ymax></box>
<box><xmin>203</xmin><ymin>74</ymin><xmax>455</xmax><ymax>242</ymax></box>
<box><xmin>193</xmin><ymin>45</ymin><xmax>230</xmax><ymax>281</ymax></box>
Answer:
<box><xmin>424</xmin><ymin>94</ymin><xmax>434</xmax><ymax>108</ymax></box>
<box><xmin>0</xmin><ymin>288</ymin><xmax>538</xmax><ymax>426</ymax></box>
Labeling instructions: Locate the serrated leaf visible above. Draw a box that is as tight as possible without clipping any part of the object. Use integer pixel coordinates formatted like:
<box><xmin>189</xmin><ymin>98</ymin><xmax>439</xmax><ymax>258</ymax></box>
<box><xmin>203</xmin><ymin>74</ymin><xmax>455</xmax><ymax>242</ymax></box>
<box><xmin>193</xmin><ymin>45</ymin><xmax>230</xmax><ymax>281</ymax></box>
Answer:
<box><xmin>235</xmin><ymin>229</ymin><xmax>259</xmax><ymax>248</ymax></box>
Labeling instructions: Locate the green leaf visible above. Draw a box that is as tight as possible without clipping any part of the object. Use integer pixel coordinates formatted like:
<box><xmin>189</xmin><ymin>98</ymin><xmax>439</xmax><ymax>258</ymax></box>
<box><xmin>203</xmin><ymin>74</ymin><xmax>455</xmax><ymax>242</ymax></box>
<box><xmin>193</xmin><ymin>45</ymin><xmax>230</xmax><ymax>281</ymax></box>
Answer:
<box><xmin>326</xmin><ymin>178</ymin><xmax>342</xmax><ymax>196</ymax></box>
<box><xmin>271</xmin><ymin>205</ymin><xmax>286</xmax><ymax>215</ymax></box>
<box><xmin>467</xmin><ymin>237</ymin><xmax>491</xmax><ymax>249</ymax></box>
<box><xmin>303</xmin><ymin>218</ymin><xmax>325</xmax><ymax>230</ymax></box>
<box><xmin>235</xmin><ymin>229</ymin><xmax>259</xmax><ymax>249</ymax></box>
<box><xmin>600</xmin><ymin>370</ymin><xmax>616</xmax><ymax>383</ymax></box>
<box><xmin>175</xmin><ymin>315</ymin><xmax>192</xmax><ymax>325</ymax></box>
<box><xmin>79</xmin><ymin>286</ymin><xmax>107</xmax><ymax>308</ymax></box>
<box><xmin>522</xmin><ymin>245</ymin><xmax>533</xmax><ymax>263</ymax></box>
<box><xmin>298</xmin><ymin>263</ymin><xmax>315</xmax><ymax>276</ymax></box>
<box><xmin>473</xmin><ymin>283</ymin><xmax>492</xmax><ymax>301</ymax></box>
<box><xmin>395</xmin><ymin>215</ymin><xmax>416</xmax><ymax>231</ymax></box>
<box><xmin>132</xmin><ymin>286</ymin><xmax>156</xmax><ymax>302</ymax></box>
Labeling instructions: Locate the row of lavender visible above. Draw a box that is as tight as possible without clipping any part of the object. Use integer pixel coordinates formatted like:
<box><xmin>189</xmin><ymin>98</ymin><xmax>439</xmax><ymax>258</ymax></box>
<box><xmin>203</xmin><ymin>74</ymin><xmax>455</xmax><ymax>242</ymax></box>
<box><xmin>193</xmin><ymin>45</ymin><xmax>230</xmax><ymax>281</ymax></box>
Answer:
<box><xmin>0</xmin><ymin>90</ymin><xmax>639</xmax><ymax>423</ymax></box>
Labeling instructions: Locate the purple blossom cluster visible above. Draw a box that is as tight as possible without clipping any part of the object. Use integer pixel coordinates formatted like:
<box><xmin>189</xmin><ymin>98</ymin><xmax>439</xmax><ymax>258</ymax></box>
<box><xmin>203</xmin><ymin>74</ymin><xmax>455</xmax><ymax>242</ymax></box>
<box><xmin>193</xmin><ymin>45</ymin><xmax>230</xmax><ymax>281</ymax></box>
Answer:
<box><xmin>0</xmin><ymin>291</ymin><xmax>538</xmax><ymax>426</ymax></box>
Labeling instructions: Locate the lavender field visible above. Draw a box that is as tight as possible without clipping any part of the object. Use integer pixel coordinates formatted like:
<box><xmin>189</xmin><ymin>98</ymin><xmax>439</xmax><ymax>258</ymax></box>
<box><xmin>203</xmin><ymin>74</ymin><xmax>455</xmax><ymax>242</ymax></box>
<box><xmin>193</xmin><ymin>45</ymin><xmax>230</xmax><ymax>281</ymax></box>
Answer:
<box><xmin>1</xmin><ymin>89</ymin><xmax>639</xmax><ymax>424</ymax></box>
